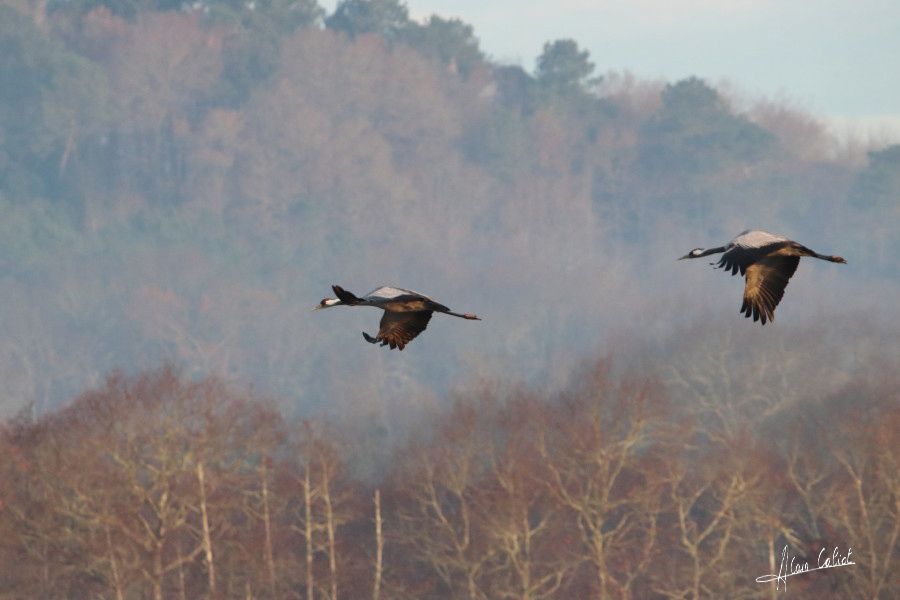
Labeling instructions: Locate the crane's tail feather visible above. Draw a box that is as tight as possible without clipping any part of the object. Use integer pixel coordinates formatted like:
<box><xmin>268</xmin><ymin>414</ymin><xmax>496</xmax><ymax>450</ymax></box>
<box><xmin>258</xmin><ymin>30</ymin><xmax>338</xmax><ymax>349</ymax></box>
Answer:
<box><xmin>333</xmin><ymin>285</ymin><xmax>362</xmax><ymax>304</ymax></box>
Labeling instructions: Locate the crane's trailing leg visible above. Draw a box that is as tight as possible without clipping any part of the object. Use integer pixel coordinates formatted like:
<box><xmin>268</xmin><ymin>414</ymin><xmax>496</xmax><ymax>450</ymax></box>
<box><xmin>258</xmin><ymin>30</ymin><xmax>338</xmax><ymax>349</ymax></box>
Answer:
<box><xmin>443</xmin><ymin>310</ymin><xmax>481</xmax><ymax>320</ymax></box>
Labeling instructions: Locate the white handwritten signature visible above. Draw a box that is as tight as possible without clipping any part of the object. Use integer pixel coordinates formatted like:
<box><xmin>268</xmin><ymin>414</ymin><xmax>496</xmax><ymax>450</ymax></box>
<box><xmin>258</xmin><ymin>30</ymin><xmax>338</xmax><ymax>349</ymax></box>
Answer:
<box><xmin>756</xmin><ymin>545</ymin><xmax>855</xmax><ymax>591</ymax></box>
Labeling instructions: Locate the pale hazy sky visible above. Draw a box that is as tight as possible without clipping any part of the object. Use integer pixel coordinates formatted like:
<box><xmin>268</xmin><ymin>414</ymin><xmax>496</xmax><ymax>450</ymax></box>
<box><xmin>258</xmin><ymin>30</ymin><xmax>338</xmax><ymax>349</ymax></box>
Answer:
<box><xmin>322</xmin><ymin>0</ymin><xmax>900</xmax><ymax>140</ymax></box>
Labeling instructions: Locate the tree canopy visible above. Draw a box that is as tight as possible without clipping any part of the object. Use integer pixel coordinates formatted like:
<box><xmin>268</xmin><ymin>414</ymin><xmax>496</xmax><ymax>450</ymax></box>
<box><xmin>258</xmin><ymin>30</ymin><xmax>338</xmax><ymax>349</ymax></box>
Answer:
<box><xmin>0</xmin><ymin>0</ymin><xmax>896</xmax><ymax>457</ymax></box>
<box><xmin>536</xmin><ymin>38</ymin><xmax>596</xmax><ymax>96</ymax></box>
<box><xmin>325</xmin><ymin>0</ymin><xmax>409</xmax><ymax>40</ymax></box>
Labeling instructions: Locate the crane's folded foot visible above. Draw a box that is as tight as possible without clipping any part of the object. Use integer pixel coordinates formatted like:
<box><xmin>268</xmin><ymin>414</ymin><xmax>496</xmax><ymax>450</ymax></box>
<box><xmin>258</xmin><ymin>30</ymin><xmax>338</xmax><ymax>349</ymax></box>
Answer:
<box><xmin>362</xmin><ymin>332</ymin><xmax>378</xmax><ymax>344</ymax></box>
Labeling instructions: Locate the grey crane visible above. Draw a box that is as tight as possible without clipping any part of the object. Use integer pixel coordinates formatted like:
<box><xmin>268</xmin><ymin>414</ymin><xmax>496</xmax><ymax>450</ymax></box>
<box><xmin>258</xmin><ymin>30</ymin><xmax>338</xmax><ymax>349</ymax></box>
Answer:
<box><xmin>679</xmin><ymin>230</ymin><xmax>847</xmax><ymax>324</ymax></box>
<box><xmin>313</xmin><ymin>285</ymin><xmax>481</xmax><ymax>350</ymax></box>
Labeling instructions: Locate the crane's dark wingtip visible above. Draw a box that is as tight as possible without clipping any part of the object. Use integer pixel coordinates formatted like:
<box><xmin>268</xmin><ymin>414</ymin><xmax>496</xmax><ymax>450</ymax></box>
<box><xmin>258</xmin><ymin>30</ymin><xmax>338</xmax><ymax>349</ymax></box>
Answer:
<box><xmin>333</xmin><ymin>285</ymin><xmax>361</xmax><ymax>304</ymax></box>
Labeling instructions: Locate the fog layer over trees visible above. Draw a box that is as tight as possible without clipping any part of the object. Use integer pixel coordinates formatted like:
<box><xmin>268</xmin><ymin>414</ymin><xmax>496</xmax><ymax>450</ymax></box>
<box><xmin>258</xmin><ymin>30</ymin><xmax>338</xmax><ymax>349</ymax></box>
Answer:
<box><xmin>1</xmin><ymin>0</ymin><xmax>898</xmax><ymax>596</ymax></box>
<box><xmin>2</xmin><ymin>0</ymin><xmax>898</xmax><ymax>418</ymax></box>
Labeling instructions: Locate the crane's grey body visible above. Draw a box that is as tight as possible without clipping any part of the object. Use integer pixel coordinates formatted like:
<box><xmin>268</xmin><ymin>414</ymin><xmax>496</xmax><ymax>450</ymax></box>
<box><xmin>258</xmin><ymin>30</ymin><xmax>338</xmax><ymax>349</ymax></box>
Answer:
<box><xmin>732</xmin><ymin>229</ymin><xmax>788</xmax><ymax>250</ymax></box>
<box><xmin>680</xmin><ymin>230</ymin><xmax>846</xmax><ymax>325</ymax></box>
<box><xmin>314</xmin><ymin>285</ymin><xmax>480</xmax><ymax>350</ymax></box>
<box><xmin>357</xmin><ymin>287</ymin><xmax>449</xmax><ymax>313</ymax></box>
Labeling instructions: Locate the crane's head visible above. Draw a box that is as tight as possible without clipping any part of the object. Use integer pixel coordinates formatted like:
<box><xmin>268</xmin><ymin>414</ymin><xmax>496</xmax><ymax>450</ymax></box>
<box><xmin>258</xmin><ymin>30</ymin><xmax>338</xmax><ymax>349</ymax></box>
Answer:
<box><xmin>679</xmin><ymin>248</ymin><xmax>706</xmax><ymax>260</ymax></box>
<box><xmin>312</xmin><ymin>297</ymin><xmax>343</xmax><ymax>311</ymax></box>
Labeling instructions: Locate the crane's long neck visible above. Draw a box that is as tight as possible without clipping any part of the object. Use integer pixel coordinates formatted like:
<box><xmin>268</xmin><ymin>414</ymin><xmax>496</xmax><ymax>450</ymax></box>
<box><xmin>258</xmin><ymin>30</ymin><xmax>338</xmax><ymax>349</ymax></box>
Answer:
<box><xmin>698</xmin><ymin>245</ymin><xmax>728</xmax><ymax>257</ymax></box>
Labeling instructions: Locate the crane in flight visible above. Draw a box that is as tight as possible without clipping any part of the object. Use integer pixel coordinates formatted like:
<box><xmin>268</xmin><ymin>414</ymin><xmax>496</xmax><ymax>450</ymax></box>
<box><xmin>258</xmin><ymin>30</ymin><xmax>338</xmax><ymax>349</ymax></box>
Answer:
<box><xmin>680</xmin><ymin>230</ymin><xmax>846</xmax><ymax>325</ymax></box>
<box><xmin>314</xmin><ymin>285</ymin><xmax>481</xmax><ymax>350</ymax></box>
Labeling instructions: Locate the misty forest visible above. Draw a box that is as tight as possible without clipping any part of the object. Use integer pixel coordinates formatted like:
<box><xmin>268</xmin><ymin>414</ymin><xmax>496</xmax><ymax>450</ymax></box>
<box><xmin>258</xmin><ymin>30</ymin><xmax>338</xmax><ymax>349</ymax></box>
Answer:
<box><xmin>1</xmin><ymin>0</ymin><xmax>898</xmax><ymax>598</ymax></box>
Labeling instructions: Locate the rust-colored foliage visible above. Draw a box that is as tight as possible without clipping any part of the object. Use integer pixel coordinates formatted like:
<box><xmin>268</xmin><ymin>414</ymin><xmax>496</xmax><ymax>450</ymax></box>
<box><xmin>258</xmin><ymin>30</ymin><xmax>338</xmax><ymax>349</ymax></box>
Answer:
<box><xmin>1</xmin><ymin>359</ymin><xmax>898</xmax><ymax>598</ymax></box>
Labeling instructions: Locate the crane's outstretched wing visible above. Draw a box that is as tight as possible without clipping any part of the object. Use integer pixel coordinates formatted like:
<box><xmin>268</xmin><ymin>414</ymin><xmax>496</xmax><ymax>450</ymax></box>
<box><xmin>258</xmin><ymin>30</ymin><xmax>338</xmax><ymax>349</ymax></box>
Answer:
<box><xmin>717</xmin><ymin>240</ymin><xmax>790</xmax><ymax>276</ymax></box>
<box><xmin>740</xmin><ymin>255</ymin><xmax>800</xmax><ymax>324</ymax></box>
<box><xmin>363</xmin><ymin>311</ymin><xmax>433</xmax><ymax>350</ymax></box>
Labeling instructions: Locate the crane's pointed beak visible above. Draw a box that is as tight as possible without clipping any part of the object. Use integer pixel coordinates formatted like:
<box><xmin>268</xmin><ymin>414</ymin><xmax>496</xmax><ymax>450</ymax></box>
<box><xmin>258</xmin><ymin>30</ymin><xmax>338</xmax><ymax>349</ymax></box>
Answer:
<box><xmin>678</xmin><ymin>254</ymin><xmax>690</xmax><ymax>260</ymax></box>
<box><xmin>312</xmin><ymin>305</ymin><xmax>322</xmax><ymax>311</ymax></box>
